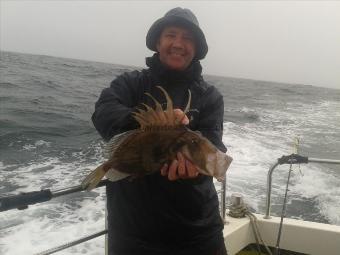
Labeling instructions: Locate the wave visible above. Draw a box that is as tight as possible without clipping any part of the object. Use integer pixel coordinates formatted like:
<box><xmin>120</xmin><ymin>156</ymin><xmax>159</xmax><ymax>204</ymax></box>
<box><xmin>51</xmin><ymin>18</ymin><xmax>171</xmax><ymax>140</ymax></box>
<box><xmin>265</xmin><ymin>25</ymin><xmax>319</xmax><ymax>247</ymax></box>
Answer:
<box><xmin>1</xmin><ymin>51</ymin><xmax>339</xmax><ymax>254</ymax></box>
<box><xmin>224</xmin><ymin>108</ymin><xmax>260</xmax><ymax>124</ymax></box>
<box><xmin>0</xmin><ymin>82</ymin><xmax>20</xmax><ymax>88</ymax></box>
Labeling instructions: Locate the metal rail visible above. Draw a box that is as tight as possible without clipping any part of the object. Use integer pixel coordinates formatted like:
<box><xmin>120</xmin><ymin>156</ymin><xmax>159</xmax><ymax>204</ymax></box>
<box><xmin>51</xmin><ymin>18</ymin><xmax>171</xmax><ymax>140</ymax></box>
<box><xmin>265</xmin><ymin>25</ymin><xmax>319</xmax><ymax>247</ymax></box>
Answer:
<box><xmin>264</xmin><ymin>154</ymin><xmax>340</xmax><ymax>219</ymax></box>
<box><xmin>0</xmin><ymin>180</ymin><xmax>109</xmax><ymax>212</ymax></box>
<box><xmin>221</xmin><ymin>174</ymin><xmax>227</xmax><ymax>222</ymax></box>
<box><xmin>34</xmin><ymin>230</ymin><xmax>108</xmax><ymax>255</ymax></box>
<box><xmin>3</xmin><ymin>154</ymin><xmax>338</xmax><ymax>253</ymax></box>
<box><xmin>0</xmin><ymin>180</ymin><xmax>110</xmax><ymax>254</ymax></box>
<box><xmin>1</xmin><ymin>175</ymin><xmax>228</xmax><ymax>254</ymax></box>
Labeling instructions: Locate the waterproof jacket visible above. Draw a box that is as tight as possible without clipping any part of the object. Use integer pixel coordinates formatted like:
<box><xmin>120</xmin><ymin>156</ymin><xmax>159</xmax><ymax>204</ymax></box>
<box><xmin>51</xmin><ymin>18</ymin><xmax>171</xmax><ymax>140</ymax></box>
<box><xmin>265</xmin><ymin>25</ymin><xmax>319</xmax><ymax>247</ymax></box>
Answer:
<box><xmin>92</xmin><ymin>54</ymin><xmax>227</xmax><ymax>255</ymax></box>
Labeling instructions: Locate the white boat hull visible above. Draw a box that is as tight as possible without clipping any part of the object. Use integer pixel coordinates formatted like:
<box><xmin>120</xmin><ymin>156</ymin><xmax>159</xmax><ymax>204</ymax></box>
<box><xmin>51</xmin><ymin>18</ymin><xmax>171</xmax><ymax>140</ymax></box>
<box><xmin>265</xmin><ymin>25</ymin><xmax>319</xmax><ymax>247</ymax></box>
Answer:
<box><xmin>224</xmin><ymin>213</ymin><xmax>340</xmax><ymax>255</ymax></box>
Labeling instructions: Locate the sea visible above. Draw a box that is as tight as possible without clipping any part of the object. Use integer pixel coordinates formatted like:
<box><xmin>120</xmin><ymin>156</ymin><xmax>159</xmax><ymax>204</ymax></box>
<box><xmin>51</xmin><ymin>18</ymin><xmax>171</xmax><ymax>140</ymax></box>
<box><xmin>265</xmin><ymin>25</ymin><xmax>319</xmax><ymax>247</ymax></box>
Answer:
<box><xmin>0</xmin><ymin>51</ymin><xmax>339</xmax><ymax>255</ymax></box>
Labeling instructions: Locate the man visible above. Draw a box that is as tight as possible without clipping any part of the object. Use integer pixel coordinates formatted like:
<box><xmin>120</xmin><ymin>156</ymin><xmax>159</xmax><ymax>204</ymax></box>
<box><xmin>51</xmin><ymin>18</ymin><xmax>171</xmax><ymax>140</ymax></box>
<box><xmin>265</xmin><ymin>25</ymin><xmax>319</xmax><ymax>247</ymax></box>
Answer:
<box><xmin>92</xmin><ymin>7</ymin><xmax>228</xmax><ymax>255</ymax></box>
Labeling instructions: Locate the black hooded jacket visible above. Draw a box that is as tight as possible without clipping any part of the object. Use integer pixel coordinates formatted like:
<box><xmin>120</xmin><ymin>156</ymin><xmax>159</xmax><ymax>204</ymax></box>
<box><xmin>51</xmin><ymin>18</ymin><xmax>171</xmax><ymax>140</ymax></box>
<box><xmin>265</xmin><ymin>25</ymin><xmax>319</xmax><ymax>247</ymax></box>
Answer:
<box><xmin>92</xmin><ymin>54</ymin><xmax>227</xmax><ymax>255</ymax></box>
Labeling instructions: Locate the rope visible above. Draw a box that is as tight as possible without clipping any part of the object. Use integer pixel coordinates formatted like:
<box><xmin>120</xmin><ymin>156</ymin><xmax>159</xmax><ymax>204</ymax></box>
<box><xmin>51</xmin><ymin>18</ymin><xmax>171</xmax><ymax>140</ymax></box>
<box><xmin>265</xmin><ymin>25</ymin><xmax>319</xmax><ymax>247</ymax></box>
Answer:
<box><xmin>229</xmin><ymin>204</ymin><xmax>273</xmax><ymax>255</ymax></box>
<box><xmin>246</xmin><ymin>211</ymin><xmax>262</xmax><ymax>255</ymax></box>
<box><xmin>228</xmin><ymin>203</ymin><xmax>247</xmax><ymax>218</ymax></box>
<box><xmin>274</xmin><ymin>163</ymin><xmax>293</xmax><ymax>255</ymax></box>
<box><xmin>246</xmin><ymin>212</ymin><xmax>273</xmax><ymax>255</ymax></box>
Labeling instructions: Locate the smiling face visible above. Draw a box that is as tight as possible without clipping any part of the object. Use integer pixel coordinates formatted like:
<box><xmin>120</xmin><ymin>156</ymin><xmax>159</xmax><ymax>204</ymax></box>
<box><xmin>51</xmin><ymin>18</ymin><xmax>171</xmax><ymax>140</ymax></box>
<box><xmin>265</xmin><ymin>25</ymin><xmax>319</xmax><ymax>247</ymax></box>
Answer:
<box><xmin>156</xmin><ymin>26</ymin><xmax>196</xmax><ymax>71</ymax></box>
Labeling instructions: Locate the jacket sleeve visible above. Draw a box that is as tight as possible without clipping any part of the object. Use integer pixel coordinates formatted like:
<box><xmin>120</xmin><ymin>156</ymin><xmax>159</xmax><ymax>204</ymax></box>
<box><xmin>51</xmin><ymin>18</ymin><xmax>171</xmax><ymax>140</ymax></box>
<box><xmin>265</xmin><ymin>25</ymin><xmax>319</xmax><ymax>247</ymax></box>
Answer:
<box><xmin>92</xmin><ymin>72</ymin><xmax>140</xmax><ymax>141</ymax></box>
<box><xmin>198</xmin><ymin>86</ymin><xmax>227</xmax><ymax>153</ymax></box>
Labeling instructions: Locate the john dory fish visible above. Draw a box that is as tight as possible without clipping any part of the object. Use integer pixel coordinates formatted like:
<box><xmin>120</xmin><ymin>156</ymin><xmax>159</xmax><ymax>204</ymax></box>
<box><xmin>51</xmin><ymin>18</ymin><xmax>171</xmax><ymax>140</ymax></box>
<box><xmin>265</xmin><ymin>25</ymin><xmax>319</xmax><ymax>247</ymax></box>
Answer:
<box><xmin>82</xmin><ymin>86</ymin><xmax>232</xmax><ymax>190</ymax></box>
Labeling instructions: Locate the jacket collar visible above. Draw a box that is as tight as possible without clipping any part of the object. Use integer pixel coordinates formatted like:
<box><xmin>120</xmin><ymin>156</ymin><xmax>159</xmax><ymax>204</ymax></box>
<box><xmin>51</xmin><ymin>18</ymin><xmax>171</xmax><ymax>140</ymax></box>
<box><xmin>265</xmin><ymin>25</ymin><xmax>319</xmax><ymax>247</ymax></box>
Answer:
<box><xmin>145</xmin><ymin>53</ymin><xmax>202</xmax><ymax>84</ymax></box>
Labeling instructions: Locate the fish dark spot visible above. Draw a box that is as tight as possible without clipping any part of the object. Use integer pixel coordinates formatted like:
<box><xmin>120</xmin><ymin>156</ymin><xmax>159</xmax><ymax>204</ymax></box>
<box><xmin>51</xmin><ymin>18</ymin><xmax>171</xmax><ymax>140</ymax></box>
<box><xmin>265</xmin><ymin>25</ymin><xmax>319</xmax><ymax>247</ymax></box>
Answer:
<box><xmin>152</xmin><ymin>145</ymin><xmax>164</xmax><ymax>160</ymax></box>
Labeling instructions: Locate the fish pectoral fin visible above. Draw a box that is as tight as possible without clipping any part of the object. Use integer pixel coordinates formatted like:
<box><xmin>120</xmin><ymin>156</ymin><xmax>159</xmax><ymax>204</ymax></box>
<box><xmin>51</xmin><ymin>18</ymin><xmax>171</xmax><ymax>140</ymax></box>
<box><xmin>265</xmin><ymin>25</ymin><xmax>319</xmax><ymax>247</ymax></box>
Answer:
<box><xmin>105</xmin><ymin>168</ymin><xmax>131</xmax><ymax>182</ymax></box>
<box><xmin>81</xmin><ymin>164</ymin><xmax>107</xmax><ymax>191</ymax></box>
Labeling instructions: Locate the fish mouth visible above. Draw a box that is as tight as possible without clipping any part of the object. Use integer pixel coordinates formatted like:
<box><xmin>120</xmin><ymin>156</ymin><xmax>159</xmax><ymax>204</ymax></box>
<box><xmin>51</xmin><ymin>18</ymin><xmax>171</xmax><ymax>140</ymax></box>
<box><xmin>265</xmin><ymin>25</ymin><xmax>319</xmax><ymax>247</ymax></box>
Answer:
<box><xmin>205</xmin><ymin>151</ymin><xmax>233</xmax><ymax>180</ymax></box>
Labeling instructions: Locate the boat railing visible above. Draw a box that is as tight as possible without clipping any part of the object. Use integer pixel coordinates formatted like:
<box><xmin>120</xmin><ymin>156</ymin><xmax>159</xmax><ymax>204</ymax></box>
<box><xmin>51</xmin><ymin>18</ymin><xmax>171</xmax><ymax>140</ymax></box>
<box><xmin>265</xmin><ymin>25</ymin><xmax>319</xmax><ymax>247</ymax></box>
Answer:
<box><xmin>0</xmin><ymin>174</ymin><xmax>227</xmax><ymax>254</ymax></box>
<box><xmin>2</xmin><ymin>153</ymin><xmax>339</xmax><ymax>254</ymax></box>
<box><xmin>0</xmin><ymin>180</ymin><xmax>110</xmax><ymax>255</ymax></box>
<box><xmin>219</xmin><ymin>174</ymin><xmax>227</xmax><ymax>222</ymax></box>
<box><xmin>0</xmin><ymin>180</ymin><xmax>109</xmax><ymax>212</ymax></box>
<box><xmin>264</xmin><ymin>154</ymin><xmax>340</xmax><ymax>219</ymax></box>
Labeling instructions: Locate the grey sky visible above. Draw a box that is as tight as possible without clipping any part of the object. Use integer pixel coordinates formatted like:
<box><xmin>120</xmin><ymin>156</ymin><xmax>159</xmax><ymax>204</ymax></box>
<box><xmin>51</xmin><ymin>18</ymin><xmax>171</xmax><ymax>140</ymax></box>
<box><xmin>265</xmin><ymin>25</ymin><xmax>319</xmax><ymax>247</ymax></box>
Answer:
<box><xmin>1</xmin><ymin>0</ymin><xmax>339</xmax><ymax>89</ymax></box>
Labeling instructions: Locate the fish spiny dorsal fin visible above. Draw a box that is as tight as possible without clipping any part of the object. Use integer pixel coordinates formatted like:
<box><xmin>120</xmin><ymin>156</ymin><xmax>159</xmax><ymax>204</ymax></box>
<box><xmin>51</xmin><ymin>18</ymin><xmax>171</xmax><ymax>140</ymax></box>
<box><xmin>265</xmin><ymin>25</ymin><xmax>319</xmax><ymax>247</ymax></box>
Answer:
<box><xmin>132</xmin><ymin>110</ymin><xmax>147</xmax><ymax>129</ymax></box>
<box><xmin>156</xmin><ymin>86</ymin><xmax>175</xmax><ymax>125</ymax></box>
<box><xmin>145</xmin><ymin>93</ymin><xmax>167</xmax><ymax>125</ymax></box>
<box><xmin>132</xmin><ymin>86</ymin><xmax>191</xmax><ymax>129</ymax></box>
<box><xmin>141</xmin><ymin>103</ymin><xmax>161</xmax><ymax>124</ymax></box>
<box><xmin>132</xmin><ymin>103</ymin><xmax>161</xmax><ymax>128</ymax></box>
<box><xmin>177</xmin><ymin>89</ymin><xmax>192</xmax><ymax>125</ymax></box>
<box><xmin>183</xmin><ymin>89</ymin><xmax>191</xmax><ymax>115</ymax></box>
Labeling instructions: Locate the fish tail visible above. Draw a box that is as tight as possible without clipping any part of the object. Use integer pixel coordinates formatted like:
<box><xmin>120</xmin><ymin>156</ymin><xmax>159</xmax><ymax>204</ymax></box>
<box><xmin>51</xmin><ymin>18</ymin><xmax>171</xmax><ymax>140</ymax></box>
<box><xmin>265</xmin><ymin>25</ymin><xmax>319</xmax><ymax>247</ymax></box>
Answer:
<box><xmin>81</xmin><ymin>164</ymin><xmax>107</xmax><ymax>191</ymax></box>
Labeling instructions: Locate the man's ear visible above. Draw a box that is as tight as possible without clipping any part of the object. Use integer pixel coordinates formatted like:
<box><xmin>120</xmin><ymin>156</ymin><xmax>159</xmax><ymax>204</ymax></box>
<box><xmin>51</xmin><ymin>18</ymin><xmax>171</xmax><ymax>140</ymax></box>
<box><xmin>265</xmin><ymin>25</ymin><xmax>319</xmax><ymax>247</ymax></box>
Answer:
<box><xmin>156</xmin><ymin>39</ymin><xmax>161</xmax><ymax>52</ymax></box>
<box><xmin>156</xmin><ymin>38</ymin><xmax>161</xmax><ymax>52</ymax></box>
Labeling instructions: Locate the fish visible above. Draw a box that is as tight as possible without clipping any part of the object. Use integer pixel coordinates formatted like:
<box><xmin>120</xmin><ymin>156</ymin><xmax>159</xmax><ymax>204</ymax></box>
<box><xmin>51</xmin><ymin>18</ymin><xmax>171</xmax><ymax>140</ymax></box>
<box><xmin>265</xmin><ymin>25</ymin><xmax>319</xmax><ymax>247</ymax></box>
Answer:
<box><xmin>82</xmin><ymin>86</ymin><xmax>232</xmax><ymax>190</ymax></box>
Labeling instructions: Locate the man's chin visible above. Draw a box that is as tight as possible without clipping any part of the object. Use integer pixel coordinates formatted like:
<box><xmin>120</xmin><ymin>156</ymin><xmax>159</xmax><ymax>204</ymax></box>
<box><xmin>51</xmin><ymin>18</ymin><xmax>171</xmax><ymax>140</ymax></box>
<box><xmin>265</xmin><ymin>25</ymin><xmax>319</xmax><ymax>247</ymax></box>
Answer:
<box><xmin>166</xmin><ymin>61</ymin><xmax>188</xmax><ymax>71</ymax></box>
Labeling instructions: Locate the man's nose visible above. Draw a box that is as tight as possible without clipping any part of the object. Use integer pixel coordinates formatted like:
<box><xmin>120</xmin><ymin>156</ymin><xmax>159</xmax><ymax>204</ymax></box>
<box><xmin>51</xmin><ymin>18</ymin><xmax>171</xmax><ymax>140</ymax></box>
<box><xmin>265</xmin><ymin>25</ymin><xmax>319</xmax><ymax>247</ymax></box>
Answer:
<box><xmin>172</xmin><ymin>36</ymin><xmax>185</xmax><ymax>48</ymax></box>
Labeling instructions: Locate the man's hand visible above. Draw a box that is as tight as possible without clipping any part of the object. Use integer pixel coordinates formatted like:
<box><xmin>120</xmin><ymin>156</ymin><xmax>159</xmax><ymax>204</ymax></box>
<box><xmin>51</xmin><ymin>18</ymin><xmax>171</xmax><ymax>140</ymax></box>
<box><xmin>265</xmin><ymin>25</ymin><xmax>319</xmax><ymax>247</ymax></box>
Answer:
<box><xmin>160</xmin><ymin>110</ymin><xmax>195</xmax><ymax>181</ymax></box>
<box><xmin>160</xmin><ymin>152</ymin><xmax>199</xmax><ymax>181</ymax></box>
<box><xmin>173</xmin><ymin>109</ymin><xmax>189</xmax><ymax>125</ymax></box>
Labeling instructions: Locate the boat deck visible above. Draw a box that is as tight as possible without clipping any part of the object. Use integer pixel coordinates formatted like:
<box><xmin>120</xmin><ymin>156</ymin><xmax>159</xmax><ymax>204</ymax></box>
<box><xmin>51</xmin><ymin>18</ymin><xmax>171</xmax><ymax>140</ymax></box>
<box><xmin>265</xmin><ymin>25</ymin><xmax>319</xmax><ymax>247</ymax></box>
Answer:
<box><xmin>223</xmin><ymin>213</ymin><xmax>340</xmax><ymax>255</ymax></box>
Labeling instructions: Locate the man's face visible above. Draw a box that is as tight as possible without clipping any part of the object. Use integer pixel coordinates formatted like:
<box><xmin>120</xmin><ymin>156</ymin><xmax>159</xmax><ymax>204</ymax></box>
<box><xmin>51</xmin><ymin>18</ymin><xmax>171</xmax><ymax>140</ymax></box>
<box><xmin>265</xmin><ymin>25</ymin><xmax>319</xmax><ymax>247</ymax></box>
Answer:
<box><xmin>156</xmin><ymin>26</ymin><xmax>196</xmax><ymax>71</ymax></box>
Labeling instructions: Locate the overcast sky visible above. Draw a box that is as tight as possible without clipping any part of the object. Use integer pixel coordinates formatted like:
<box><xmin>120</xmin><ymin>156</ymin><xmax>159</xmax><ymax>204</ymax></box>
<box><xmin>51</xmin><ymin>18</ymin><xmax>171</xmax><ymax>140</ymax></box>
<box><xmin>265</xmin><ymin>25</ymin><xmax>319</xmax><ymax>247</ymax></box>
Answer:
<box><xmin>1</xmin><ymin>1</ymin><xmax>339</xmax><ymax>89</ymax></box>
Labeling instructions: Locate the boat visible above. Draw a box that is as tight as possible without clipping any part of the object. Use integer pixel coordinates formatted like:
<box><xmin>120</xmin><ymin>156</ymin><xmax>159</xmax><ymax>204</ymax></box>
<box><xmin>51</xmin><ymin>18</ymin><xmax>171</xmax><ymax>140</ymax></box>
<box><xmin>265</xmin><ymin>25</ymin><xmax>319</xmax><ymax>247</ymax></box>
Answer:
<box><xmin>1</xmin><ymin>153</ymin><xmax>339</xmax><ymax>255</ymax></box>
<box><xmin>224</xmin><ymin>154</ymin><xmax>340</xmax><ymax>255</ymax></box>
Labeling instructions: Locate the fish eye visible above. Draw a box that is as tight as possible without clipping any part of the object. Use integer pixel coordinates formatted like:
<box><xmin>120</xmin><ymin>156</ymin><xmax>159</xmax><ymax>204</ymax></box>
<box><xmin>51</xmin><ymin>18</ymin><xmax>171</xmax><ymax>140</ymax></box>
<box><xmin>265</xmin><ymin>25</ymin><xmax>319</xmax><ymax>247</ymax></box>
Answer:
<box><xmin>191</xmin><ymin>139</ymin><xmax>198</xmax><ymax>144</ymax></box>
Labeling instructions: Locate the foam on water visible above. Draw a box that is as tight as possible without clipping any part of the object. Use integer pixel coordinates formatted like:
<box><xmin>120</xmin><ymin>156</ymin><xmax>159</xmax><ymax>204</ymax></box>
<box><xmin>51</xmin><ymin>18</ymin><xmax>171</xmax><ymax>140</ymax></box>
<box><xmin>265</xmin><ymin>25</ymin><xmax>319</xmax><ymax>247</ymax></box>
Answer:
<box><xmin>0</xmin><ymin>147</ymin><xmax>107</xmax><ymax>255</ymax></box>
<box><xmin>1</xmin><ymin>148</ymin><xmax>104</xmax><ymax>194</ymax></box>
<box><xmin>290</xmin><ymin>165</ymin><xmax>340</xmax><ymax>224</ymax></box>
<box><xmin>1</xmin><ymin>187</ymin><xmax>106</xmax><ymax>255</ymax></box>
<box><xmin>22</xmin><ymin>140</ymin><xmax>51</xmax><ymax>151</ymax></box>
<box><xmin>0</xmin><ymin>136</ymin><xmax>109</xmax><ymax>254</ymax></box>
<box><xmin>222</xmin><ymin>98</ymin><xmax>340</xmax><ymax>224</ymax></box>
<box><xmin>1</xmin><ymin>52</ymin><xmax>339</xmax><ymax>254</ymax></box>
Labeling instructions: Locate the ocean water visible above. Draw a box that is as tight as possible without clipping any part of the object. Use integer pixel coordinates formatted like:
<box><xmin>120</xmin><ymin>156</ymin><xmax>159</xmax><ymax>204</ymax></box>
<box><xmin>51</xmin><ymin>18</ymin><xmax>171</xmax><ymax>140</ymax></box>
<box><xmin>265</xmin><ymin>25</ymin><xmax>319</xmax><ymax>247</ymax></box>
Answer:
<box><xmin>0</xmin><ymin>51</ymin><xmax>339</xmax><ymax>254</ymax></box>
